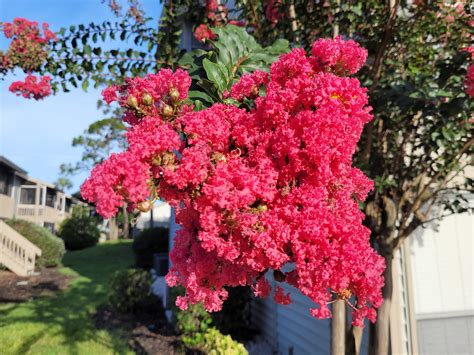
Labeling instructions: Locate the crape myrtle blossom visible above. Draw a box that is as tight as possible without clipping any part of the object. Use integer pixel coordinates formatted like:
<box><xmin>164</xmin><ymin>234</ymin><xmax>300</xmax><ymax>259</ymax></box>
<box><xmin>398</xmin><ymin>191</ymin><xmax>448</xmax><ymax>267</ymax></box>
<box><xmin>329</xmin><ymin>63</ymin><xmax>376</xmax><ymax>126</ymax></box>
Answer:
<box><xmin>9</xmin><ymin>74</ymin><xmax>52</xmax><ymax>100</ymax></box>
<box><xmin>81</xmin><ymin>37</ymin><xmax>385</xmax><ymax>326</ymax></box>
<box><xmin>2</xmin><ymin>18</ymin><xmax>57</xmax><ymax>99</ymax></box>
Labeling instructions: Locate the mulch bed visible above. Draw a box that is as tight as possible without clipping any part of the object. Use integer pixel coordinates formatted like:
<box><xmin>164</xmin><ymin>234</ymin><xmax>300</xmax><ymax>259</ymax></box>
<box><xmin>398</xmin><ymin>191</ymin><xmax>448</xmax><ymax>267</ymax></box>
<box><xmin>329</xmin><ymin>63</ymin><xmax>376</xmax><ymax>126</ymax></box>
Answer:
<box><xmin>0</xmin><ymin>268</ymin><xmax>71</xmax><ymax>302</ymax></box>
<box><xmin>93</xmin><ymin>304</ymin><xmax>200</xmax><ymax>355</ymax></box>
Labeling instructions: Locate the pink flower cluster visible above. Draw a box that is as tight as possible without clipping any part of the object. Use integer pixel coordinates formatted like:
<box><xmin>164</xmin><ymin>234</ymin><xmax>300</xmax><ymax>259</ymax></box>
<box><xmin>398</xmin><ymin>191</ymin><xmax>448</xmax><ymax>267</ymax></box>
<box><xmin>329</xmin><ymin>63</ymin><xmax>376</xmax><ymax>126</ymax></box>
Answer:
<box><xmin>311</xmin><ymin>37</ymin><xmax>368</xmax><ymax>75</ymax></box>
<box><xmin>1</xmin><ymin>18</ymin><xmax>56</xmax><ymax>72</ymax></box>
<box><xmin>193</xmin><ymin>1</ymin><xmax>245</xmax><ymax>43</ymax></box>
<box><xmin>81</xmin><ymin>37</ymin><xmax>384</xmax><ymax>326</ymax></box>
<box><xmin>9</xmin><ymin>74</ymin><xmax>51</xmax><ymax>100</ymax></box>
<box><xmin>194</xmin><ymin>24</ymin><xmax>217</xmax><ymax>43</ymax></box>
<box><xmin>2</xmin><ymin>18</ymin><xmax>56</xmax><ymax>100</ymax></box>
<box><xmin>226</xmin><ymin>70</ymin><xmax>269</xmax><ymax>101</ymax></box>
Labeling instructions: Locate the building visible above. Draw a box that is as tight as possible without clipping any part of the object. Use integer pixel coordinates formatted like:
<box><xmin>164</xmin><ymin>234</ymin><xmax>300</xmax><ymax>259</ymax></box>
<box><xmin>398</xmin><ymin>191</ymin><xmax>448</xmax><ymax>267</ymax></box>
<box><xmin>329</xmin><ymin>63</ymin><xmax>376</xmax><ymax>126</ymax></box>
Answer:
<box><xmin>0</xmin><ymin>155</ymin><xmax>82</xmax><ymax>233</ymax></box>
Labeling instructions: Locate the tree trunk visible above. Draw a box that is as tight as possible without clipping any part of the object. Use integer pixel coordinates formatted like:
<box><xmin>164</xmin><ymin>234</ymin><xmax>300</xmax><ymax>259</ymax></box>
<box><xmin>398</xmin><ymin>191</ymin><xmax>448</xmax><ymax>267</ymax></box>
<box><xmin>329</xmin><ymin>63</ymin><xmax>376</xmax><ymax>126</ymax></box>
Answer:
<box><xmin>347</xmin><ymin>325</ymin><xmax>364</xmax><ymax>355</ymax></box>
<box><xmin>331</xmin><ymin>300</ymin><xmax>346</xmax><ymax>355</ymax></box>
<box><xmin>374</xmin><ymin>253</ymin><xmax>393</xmax><ymax>355</ymax></box>
<box><xmin>122</xmin><ymin>203</ymin><xmax>130</xmax><ymax>239</ymax></box>
<box><xmin>109</xmin><ymin>217</ymin><xmax>119</xmax><ymax>240</ymax></box>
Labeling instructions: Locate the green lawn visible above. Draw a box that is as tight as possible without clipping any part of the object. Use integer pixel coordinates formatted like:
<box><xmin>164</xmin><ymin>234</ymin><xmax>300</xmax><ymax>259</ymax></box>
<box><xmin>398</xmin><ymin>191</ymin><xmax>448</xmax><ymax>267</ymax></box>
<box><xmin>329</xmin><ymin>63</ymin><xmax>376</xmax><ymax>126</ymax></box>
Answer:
<box><xmin>0</xmin><ymin>240</ymin><xmax>135</xmax><ymax>355</ymax></box>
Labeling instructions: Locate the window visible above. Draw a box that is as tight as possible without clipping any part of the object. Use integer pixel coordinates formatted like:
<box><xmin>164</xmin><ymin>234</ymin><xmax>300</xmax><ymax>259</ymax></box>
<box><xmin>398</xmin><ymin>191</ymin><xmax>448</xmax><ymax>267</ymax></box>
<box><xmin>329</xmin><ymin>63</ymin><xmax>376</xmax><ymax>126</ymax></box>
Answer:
<box><xmin>56</xmin><ymin>196</ymin><xmax>63</xmax><ymax>211</ymax></box>
<box><xmin>65</xmin><ymin>199</ymin><xmax>72</xmax><ymax>213</ymax></box>
<box><xmin>0</xmin><ymin>171</ymin><xmax>11</xmax><ymax>195</ymax></box>
<box><xmin>20</xmin><ymin>187</ymin><xmax>36</xmax><ymax>204</ymax></box>
<box><xmin>45</xmin><ymin>188</ymin><xmax>56</xmax><ymax>207</ymax></box>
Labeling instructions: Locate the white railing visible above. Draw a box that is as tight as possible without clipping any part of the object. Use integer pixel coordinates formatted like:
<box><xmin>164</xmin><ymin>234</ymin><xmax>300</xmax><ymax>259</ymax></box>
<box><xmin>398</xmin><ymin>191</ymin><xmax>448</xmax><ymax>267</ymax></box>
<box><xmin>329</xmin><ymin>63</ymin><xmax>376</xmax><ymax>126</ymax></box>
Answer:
<box><xmin>0</xmin><ymin>220</ymin><xmax>42</xmax><ymax>276</ymax></box>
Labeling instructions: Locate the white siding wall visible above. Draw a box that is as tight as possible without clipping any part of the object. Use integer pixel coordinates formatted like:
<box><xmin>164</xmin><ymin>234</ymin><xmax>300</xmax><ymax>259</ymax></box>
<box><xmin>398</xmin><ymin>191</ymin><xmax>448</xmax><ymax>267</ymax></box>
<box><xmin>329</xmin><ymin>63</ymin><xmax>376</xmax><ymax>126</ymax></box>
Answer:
<box><xmin>409</xmin><ymin>210</ymin><xmax>474</xmax><ymax>355</ymax></box>
<box><xmin>251</xmin><ymin>277</ymin><xmax>370</xmax><ymax>355</ymax></box>
<box><xmin>409</xmin><ymin>211</ymin><xmax>473</xmax><ymax>315</ymax></box>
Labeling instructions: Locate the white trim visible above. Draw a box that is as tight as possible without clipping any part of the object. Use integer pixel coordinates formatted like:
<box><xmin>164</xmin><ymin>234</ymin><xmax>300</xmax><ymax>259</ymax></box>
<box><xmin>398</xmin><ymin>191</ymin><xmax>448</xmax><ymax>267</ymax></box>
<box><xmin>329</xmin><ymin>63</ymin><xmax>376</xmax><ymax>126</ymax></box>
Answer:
<box><xmin>416</xmin><ymin>310</ymin><xmax>474</xmax><ymax>320</ymax></box>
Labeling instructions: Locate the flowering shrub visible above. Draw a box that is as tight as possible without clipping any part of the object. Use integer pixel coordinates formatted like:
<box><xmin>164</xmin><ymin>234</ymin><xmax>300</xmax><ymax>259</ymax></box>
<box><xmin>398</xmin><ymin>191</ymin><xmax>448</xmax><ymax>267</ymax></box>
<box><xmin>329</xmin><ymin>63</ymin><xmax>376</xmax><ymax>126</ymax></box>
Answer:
<box><xmin>1</xmin><ymin>18</ymin><xmax>56</xmax><ymax>72</ymax></box>
<box><xmin>1</xmin><ymin>18</ymin><xmax>56</xmax><ymax>99</ymax></box>
<box><xmin>81</xmin><ymin>34</ymin><xmax>385</xmax><ymax>326</ymax></box>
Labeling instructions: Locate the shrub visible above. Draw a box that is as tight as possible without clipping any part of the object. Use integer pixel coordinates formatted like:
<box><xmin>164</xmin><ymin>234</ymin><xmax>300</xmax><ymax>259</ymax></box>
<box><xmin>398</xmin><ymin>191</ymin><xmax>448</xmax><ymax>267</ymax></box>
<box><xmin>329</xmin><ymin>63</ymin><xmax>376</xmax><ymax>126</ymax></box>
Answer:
<box><xmin>177</xmin><ymin>303</ymin><xmax>213</xmax><ymax>349</ymax></box>
<box><xmin>58</xmin><ymin>208</ymin><xmax>100</xmax><ymax>250</ymax></box>
<box><xmin>5</xmin><ymin>219</ymin><xmax>65</xmax><ymax>268</ymax></box>
<box><xmin>170</xmin><ymin>286</ymin><xmax>247</xmax><ymax>353</ymax></box>
<box><xmin>202</xmin><ymin>328</ymin><xmax>248</xmax><ymax>355</ymax></box>
<box><xmin>132</xmin><ymin>227</ymin><xmax>168</xmax><ymax>268</ymax></box>
<box><xmin>169</xmin><ymin>286</ymin><xmax>213</xmax><ymax>349</ymax></box>
<box><xmin>108</xmin><ymin>268</ymin><xmax>161</xmax><ymax>314</ymax></box>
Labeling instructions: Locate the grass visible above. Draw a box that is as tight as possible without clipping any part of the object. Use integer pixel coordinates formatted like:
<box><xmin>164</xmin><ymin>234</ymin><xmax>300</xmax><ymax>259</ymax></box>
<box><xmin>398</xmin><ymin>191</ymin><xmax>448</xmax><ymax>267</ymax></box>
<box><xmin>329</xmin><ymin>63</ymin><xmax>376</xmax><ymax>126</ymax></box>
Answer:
<box><xmin>0</xmin><ymin>240</ymin><xmax>135</xmax><ymax>355</ymax></box>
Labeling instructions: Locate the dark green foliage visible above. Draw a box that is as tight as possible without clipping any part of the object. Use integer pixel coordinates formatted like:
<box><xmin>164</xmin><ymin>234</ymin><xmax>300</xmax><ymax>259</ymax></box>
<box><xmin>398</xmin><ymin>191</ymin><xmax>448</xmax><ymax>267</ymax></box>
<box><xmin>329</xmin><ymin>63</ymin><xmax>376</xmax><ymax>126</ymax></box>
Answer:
<box><xmin>211</xmin><ymin>287</ymin><xmax>254</xmax><ymax>343</ymax></box>
<box><xmin>5</xmin><ymin>219</ymin><xmax>65</xmax><ymax>268</ymax></box>
<box><xmin>132</xmin><ymin>227</ymin><xmax>169</xmax><ymax>268</ymax></box>
<box><xmin>180</xmin><ymin>25</ymin><xmax>290</xmax><ymax>109</ymax></box>
<box><xmin>108</xmin><ymin>268</ymin><xmax>161</xmax><ymax>314</ymax></box>
<box><xmin>58</xmin><ymin>209</ymin><xmax>100</xmax><ymax>250</ymax></box>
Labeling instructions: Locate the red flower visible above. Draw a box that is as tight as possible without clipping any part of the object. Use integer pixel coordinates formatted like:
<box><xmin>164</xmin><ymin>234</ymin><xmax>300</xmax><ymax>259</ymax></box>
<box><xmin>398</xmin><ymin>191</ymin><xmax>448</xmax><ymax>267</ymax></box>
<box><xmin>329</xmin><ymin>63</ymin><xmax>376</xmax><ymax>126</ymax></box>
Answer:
<box><xmin>194</xmin><ymin>24</ymin><xmax>217</xmax><ymax>43</ymax></box>
<box><xmin>9</xmin><ymin>74</ymin><xmax>51</xmax><ymax>100</ymax></box>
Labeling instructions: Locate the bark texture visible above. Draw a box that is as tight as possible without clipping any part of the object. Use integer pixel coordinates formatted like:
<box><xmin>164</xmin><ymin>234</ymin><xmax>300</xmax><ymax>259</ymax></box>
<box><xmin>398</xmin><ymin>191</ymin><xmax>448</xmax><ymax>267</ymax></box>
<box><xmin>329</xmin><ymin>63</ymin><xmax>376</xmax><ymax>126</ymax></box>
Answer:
<box><xmin>331</xmin><ymin>300</ymin><xmax>346</xmax><ymax>355</ymax></box>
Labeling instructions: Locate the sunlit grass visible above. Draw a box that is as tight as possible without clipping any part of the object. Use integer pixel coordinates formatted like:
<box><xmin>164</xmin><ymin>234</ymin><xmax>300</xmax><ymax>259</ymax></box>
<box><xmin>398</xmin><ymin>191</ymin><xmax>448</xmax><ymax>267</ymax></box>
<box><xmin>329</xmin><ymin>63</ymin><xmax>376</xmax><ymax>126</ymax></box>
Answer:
<box><xmin>0</xmin><ymin>240</ymin><xmax>135</xmax><ymax>355</ymax></box>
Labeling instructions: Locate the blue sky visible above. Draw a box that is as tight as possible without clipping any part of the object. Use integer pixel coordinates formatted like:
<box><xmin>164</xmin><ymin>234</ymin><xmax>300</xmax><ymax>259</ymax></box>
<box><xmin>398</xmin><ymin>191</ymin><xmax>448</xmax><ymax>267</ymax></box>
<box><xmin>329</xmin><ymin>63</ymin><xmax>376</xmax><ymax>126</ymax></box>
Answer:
<box><xmin>0</xmin><ymin>0</ymin><xmax>162</xmax><ymax>192</ymax></box>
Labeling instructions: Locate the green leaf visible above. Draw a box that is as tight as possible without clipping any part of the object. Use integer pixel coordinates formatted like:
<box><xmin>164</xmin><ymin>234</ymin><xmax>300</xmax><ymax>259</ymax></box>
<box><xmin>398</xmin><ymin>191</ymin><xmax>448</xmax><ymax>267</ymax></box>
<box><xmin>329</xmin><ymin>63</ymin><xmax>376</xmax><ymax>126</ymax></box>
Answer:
<box><xmin>82</xmin><ymin>78</ymin><xmax>89</xmax><ymax>92</ymax></box>
<box><xmin>188</xmin><ymin>90</ymin><xmax>214</xmax><ymax>104</ymax></box>
<box><xmin>84</xmin><ymin>45</ymin><xmax>92</xmax><ymax>56</ymax></box>
<box><xmin>266</xmin><ymin>38</ymin><xmax>290</xmax><ymax>54</ymax></box>
<box><xmin>203</xmin><ymin>58</ymin><xmax>226</xmax><ymax>93</ymax></box>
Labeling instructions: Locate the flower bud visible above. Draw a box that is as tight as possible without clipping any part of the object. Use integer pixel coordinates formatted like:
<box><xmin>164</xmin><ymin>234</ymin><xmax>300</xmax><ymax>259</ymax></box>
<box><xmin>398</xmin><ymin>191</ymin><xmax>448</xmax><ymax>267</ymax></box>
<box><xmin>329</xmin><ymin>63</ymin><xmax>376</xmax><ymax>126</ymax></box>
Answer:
<box><xmin>142</xmin><ymin>93</ymin><xmax>153</xmax><ymax>106</ymax></box>
<box><xmin>169</xmin><ymin>87</ymin><xmax>180</xmax><ymax>103</ymax></box>
<box><xmin>250</xmin><ymin>85</ymin><xmax>259</xmax><ymax>97</ymax></box>
<box><xmin>137</xmin><ymin>200</ymin><xmax>153</xmax><ymax>212</ymax></box>
<box><xmin>161</xmin><ymin>151</ymin><xmax>175</xmax><ymax>167</ymax></box>
<box><xmin>127</xmin><ymin>95</ymin><xmax>139</xmax><ymax>109</ymax></box>
<box><xmin>211</xmin><ymin>152</ymin><xmax>226</xmax><ymax>163</ymax></box>
<box><xmin>161</xmin><ymin>103</ymin><xmax>174</xmax><ymax>117</ymax></box>
<box><xmin>152</xmin><ymin>155</ymin><xmax>162</xmax><ymax>166</ymax></box>
<box><xmin>256</xmin><ymin>204</ymin><xmax>268</xmax><ymax>212</ymax></box>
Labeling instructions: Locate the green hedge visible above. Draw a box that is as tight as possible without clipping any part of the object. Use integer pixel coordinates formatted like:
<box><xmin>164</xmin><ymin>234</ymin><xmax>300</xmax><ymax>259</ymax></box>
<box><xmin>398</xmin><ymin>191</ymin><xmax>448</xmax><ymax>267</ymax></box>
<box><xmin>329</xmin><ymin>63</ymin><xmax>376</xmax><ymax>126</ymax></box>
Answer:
<box><xmin>108</xmin><ymin>268</ymin><xmax>161</xmax><ymax>314</ymax></box>
<box><xmin>132</xmin><ymin>227</ymin><xmax>168</xmax><ymax>268</ymax></box>
<box><xmin>58</xmin><ymin>212</ymin><xmax>100</xmax><ymax>250</ymax></box>
<box><xmin>5</xmin><ymin>219</ymin><xmax>65</xmax><ymax>268</ymax></box>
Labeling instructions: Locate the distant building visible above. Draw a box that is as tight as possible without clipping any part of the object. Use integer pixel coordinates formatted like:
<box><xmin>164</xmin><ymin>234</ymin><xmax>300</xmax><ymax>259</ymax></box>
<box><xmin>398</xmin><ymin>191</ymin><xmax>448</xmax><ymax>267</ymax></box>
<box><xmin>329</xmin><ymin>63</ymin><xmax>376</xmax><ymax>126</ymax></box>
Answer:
<box><xmin>134</xmin><ymin>201</ymin><xmax>171</xmax><ymax>231</ymax></box>
<box><xmin>0</xmin><ymin>155</ymin><xmax>83</xmax><ymax>233</ymax></box>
